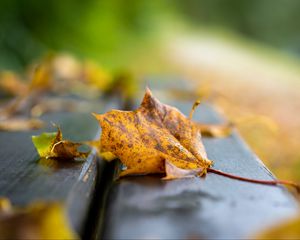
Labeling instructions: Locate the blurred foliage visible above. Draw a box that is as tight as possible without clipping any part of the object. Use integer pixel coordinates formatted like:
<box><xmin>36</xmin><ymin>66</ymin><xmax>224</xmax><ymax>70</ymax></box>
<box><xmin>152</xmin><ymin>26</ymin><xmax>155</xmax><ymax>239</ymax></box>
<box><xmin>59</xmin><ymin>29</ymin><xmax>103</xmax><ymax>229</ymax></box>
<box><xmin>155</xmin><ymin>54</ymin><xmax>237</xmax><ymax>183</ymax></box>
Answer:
<box><xmin>0</xmin><ymin>198</ymin><xmax>78</xmax><ymax>239</ymax></box>
<box><xmin>176</xmin><ymin>0</ymin><xmax>300</xmax><ymax>55</ymax></box>
<box><xmin>1</xmin><ymin>0</ymin><xmax>300</xmax><ymax>71</ymax></box>
<box><xmin>0</xmin><ymin>0</ymin><xmax>174</xmax><ymax>71</ymax></box>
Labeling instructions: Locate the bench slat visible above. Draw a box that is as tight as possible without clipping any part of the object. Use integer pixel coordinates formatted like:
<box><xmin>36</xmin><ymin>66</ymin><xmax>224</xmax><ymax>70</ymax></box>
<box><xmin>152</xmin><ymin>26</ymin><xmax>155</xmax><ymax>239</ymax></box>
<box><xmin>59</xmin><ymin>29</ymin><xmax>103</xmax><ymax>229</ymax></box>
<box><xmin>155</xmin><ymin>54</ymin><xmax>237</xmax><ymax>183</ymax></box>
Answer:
<box><xmin>0</xmin><ymin>111</ymin><xmax>102</xmax><ymax>236</ymax></box>
<box><xmin>101</xmin><ymin>98</ymin><xmax>298</xmax><ymax>239</ymax></box>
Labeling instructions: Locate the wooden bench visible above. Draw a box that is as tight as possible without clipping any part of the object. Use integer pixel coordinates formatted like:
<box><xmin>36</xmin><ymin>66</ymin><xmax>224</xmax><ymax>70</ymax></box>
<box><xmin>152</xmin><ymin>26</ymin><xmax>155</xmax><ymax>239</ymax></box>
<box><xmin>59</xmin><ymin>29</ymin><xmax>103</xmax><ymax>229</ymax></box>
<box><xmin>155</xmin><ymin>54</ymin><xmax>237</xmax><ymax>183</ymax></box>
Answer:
<box><xmin>0</xmin><ymin>83</ymin><xmax>298</xmax><ymax>239</ymax></box>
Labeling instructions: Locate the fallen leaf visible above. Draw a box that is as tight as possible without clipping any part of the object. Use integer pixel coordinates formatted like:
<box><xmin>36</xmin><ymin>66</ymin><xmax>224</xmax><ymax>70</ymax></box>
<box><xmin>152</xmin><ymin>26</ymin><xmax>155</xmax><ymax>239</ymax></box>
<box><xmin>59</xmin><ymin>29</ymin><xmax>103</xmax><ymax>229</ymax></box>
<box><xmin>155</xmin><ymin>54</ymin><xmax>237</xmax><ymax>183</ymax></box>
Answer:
<box><xmin>82</xmin><ymin>61</ymin><xmax>112</xmax><ymax>92</ymax></box>
<box><xmin>0</xmin><ymin>65</ymin><xmax>49</xmax><ymax>121</ymax></box>
<box><xmin>189</xmin><ymin>99</ymin><xmax>233</xmax><ymax>138</ymax></box>
<box><xmin>0</xmin><ymin>118</ymin><xmax>44</xmax><ymax>131</ymax></box>
<box><xmin>0</xmin><ymin>198</ymin><xmax>78</xmax><ymax>240</ymax></box>
<box><xmin>99</xmin><ymin>151</ymin><xmax>117</xmax><ymax>161</ymax></box>
<box><xmin>30</xmin><ymin>98</ymin><xmax>85</xmax><ymax>117</ymax></box>
<box><xmin>0</xmin><ymin>72</ymin><xmax>28</xmax><ymax>97</ymax></box>
<box><xmin>0</xmin><ymin>96</ymin><xmax>31</xmax><ymax>120</ymax></box>
<box><xmin>32</xmin><ymin>128</ymin><xmax>62</xmax><ymax>158</ymax></box>
<box><xmin>0</xmin><ymin>198</ymin><xmax>12</xmax><ymax>213</ymax></box>
<box><xmin>105</xmin><ymin>71</ymin><xmax>138</xmax><ymax>109</ymax></box>
<box><xmin>93</xmin><ymin>88</ymin><xmax>300</xmax><ymax>191</ymax></box>
<box><xmin>28</xmin><ymin>57</ymin><xmax>53</xmax><ymax>92</ymax></box>
<box><xmin>85</xmin><ymin>139</ymin><xmax>118</xmax><ymax>161</ymax></box>
<box><xmin>256</xmin><ymin>215</ymin><xmax>300</xmax><ymax>239</ymax></box>
<box><xmin>197</xmin><ymin>122</ymin><xmax>233</xmax><ymax>137</ymax></box>
<box><xmin>94</xmin><ymin>88</ymin><xmax>212</xmax><ymax>178</ymax></box>
<box><xmin>32</xmin><ymin>125</ymin><xmax>89</xmax><ymax>160</ymax></box>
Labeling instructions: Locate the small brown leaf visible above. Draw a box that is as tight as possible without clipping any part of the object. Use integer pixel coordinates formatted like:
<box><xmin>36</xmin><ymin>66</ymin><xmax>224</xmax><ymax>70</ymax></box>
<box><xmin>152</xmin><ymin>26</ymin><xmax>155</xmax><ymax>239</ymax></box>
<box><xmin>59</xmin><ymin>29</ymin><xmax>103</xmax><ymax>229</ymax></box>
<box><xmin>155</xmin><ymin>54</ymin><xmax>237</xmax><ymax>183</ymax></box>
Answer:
<box><xmin>32</xmin><ymin>125</ymin><xmax>89</xmax><ymax>160</ymax></box>
<box><xmin>0</xmin><ymin>118</ymin><xmax>44</xmax><ymax>131</ymax></box>
<box><xmin>51</xmin><ymin>141</ymin><xmax>87</xmax><ymax>159</ymax></box>
<box><xmin>197</xmin><ymin>122</ymin><xmax>233</xmax><ymax>137</ymax></box>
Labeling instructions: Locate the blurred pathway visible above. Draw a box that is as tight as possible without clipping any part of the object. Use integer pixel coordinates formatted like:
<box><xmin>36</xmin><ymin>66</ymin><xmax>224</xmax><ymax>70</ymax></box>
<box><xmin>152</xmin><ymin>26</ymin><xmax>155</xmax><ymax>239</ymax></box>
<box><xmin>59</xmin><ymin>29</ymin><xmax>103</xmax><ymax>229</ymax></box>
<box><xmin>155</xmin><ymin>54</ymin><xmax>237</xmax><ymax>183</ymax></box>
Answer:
<box><xmin>165</xmin><ymin>35</ymin><xmax>300</xmax><ymax>180</ymax></box>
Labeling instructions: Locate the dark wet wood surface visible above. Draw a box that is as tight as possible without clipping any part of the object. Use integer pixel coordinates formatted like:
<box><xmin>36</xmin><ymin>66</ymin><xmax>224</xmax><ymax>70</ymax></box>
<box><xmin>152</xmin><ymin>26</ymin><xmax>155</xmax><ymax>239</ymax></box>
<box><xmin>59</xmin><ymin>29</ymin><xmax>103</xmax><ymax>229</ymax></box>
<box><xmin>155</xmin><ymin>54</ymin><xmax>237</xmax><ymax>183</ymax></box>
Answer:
<box><xmin>0</xmin><ymin>86</ymin><xmax>298</xmax><ymax>239</ymax></box>
<box><xmin>101</xmin><ymin>97</ymin><xmax>299</xmax><ymax>239</ymax></box>
<box><xmin>0</xmin><ymin>111</ymin><xmax>102</xmax><ymax>236</ymax></box>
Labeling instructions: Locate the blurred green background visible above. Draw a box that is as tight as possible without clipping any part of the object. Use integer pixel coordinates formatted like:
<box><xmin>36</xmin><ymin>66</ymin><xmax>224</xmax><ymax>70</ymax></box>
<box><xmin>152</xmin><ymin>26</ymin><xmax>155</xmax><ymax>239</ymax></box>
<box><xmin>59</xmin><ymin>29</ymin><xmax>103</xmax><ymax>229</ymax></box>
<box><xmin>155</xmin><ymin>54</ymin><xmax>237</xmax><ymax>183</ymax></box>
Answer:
<box><xmin>1</xmin><ymin>0</ymin><xmax>300</xmax><ymax>71</ymax></box>
<box><xmin>0</xmin><ymin>0</ymin><xmax>173</xmax><ymax>70</ymax></box>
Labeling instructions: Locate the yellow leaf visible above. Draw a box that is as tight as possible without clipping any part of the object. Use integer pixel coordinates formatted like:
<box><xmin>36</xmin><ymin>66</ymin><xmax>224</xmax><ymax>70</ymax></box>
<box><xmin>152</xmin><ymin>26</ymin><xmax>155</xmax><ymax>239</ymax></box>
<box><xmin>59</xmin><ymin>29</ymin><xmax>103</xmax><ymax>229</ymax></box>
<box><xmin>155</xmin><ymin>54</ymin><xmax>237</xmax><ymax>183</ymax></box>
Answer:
<box><xmin>94</xmin><ymin>88</ymin><xmax>212</xmax><ymax>178</ymax></box>
<box><xmin>0</xmin><ymin>198</ymin><xmax>12</xmax><ymax>213</ymax></box>
<box><xmin>29</xmin><ymin>58</ymin><xmax>52</xmax><ymax>92</ymax></box>
<box><xmin>0</xmin><ymin>118</ymin><xmax>44</xmax><ymax>131</ymax></box>
<box><xmin>196</xmin><ymin>122</ymin><xmax>233</xmax><ymax>138</ymax></box>
<box><xmin>0</xmin><ymin>199</ymin><xmax>78</xmax><ymax>240</ymax></box>
<box><xmin>100</xmin><ymin>151</ymin><xmax>117</xmax><ymax>161</ymax></box>
<box><xmin>256</xmin><ymin>215</ymin><xmax>300</xmax><ymax>239</ymax></box>
<box><xmin>0</xmin><ymin>72</ymin><xmax>28</xmax><ymax>97</ymax></box>
<box><xmin>83</xmin><ymin>61</ymin><xmax>112</xmax><ymax>91</ymax></box>
<box><xmin>93</xmin><ymin>88</ymin><xmax>300</xmax><ymax>191</ymax></box>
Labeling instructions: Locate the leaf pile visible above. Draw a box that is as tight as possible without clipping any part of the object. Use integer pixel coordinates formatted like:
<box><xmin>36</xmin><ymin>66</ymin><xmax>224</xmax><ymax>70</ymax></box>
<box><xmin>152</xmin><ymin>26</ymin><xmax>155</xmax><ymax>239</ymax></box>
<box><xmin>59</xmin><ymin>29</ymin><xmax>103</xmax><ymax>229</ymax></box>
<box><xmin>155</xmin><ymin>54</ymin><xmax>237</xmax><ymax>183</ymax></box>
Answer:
<box><xmin>0</xmin><ymin>54</ymin><xmax>137</xmax><ymax>131</ymax></box>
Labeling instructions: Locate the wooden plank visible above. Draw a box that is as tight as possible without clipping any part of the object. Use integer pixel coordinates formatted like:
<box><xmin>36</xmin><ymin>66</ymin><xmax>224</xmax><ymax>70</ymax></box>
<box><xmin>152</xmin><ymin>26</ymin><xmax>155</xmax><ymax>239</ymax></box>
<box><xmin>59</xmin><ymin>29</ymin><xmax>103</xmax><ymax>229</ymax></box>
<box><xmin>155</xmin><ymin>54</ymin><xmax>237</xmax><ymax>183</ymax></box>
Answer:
<box><xmin>0</xmin><ymin>102</ymin><xmax>111</xmax><ymax>236</ymax></box>
<box><xmin>100</xmin><ymin>96</ymin><xmax>298</xmax><ymax>239</ymax></box>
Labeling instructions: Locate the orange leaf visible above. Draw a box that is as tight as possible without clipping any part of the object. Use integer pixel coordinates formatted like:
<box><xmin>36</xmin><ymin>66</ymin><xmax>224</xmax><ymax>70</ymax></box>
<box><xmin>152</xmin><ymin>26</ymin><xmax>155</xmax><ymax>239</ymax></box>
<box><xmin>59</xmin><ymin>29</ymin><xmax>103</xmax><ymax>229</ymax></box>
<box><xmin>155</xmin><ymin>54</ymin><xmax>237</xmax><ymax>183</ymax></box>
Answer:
<box><xmin>94</xmin><ymin>88</ymin><xmax>212</xmax><ymax>178</ymax></box>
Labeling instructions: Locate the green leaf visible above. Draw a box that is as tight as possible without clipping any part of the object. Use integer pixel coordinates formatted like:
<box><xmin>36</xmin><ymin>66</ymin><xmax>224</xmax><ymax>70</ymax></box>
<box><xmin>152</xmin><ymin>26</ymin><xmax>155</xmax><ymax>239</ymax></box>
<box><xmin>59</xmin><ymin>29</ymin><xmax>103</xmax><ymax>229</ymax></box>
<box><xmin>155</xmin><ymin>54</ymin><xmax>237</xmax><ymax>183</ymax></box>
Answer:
<box><xmin>32</xmin><ymin>132</ymin><xmax>58</xmax><ymax>158</ymax></box>
<box><xmin>32</xmin><ymin>126</ymin><xmax>89</xmax><ymax>160</ymax></box>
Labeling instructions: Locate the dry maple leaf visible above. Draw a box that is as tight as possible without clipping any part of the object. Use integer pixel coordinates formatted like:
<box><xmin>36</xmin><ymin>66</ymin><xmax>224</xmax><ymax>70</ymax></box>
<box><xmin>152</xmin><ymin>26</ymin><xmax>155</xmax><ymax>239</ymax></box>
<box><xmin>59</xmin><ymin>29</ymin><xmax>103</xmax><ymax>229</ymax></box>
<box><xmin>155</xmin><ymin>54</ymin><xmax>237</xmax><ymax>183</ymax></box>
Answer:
<box><xmin>94</xmin><ymin>88</ymin><xmax>212</xmax><ymax>178</ymax></box>
<box><xmin>94</xmin><ymin>88</ymin><xmax>299</xmax><ymax>191</ymax></box>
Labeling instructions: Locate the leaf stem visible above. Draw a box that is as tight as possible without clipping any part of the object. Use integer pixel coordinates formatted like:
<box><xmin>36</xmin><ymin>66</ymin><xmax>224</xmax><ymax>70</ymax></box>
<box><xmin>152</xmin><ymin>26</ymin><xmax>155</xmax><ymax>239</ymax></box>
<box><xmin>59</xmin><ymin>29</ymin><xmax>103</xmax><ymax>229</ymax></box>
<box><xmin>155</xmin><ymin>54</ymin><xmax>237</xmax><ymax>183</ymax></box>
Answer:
<box><xmin>207</xmin><ymin>168</ymin><xmax>300</xmax><ymax>193</ymax></box>
<box><xmin>189</xmin><ymin>100</ymin><xmax>201</xmax><ymax>120</ymax></box>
